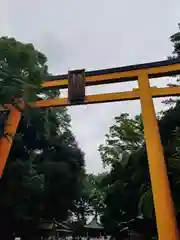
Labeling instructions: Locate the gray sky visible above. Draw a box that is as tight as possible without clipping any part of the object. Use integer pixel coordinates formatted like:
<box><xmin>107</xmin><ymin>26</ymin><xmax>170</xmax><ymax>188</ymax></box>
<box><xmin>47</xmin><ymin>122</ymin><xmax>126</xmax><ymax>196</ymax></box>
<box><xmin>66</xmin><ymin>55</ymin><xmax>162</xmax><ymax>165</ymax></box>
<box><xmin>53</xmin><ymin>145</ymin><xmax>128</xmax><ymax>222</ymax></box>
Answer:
<box><xmin>1</xmin><ymin>0</ymin><xmax>180</xmax><ymax>173</ymax></box>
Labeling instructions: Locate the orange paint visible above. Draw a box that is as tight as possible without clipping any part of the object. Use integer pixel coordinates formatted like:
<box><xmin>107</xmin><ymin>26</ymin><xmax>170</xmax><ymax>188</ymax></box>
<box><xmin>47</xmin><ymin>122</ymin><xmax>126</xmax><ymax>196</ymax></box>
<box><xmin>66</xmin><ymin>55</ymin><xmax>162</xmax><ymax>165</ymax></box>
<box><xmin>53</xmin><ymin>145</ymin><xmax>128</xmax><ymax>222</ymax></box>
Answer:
<box><xmin>0</xmin><ymin>106</ymin><xmax>22</xmax><ymax>177</ymax></box>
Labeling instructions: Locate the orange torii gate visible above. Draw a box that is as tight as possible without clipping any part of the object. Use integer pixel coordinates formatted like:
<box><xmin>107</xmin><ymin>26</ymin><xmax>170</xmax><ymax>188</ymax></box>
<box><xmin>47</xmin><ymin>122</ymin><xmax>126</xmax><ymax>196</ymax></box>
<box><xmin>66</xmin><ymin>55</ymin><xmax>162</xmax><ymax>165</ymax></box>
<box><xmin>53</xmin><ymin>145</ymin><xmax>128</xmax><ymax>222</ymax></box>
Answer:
<box><xmin>1</xmin><ymin>59</ymin><xmax>180</xmax><ymax>240</ymax></box>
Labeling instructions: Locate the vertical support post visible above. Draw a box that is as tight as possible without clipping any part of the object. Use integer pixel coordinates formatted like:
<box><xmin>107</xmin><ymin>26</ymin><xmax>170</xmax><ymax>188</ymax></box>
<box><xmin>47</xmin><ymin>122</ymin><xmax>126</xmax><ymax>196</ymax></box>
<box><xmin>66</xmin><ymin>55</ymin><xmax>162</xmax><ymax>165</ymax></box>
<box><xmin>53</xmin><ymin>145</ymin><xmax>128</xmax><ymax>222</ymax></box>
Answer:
<box><xmin>138</xmin><ymin>72</ymin><xmax>179</xmax><ymax>240</ymax></box>
<box><xmin>0</xmin><ymin>106</ymin><xmax>22</xmax><ymax>177</ymax></box>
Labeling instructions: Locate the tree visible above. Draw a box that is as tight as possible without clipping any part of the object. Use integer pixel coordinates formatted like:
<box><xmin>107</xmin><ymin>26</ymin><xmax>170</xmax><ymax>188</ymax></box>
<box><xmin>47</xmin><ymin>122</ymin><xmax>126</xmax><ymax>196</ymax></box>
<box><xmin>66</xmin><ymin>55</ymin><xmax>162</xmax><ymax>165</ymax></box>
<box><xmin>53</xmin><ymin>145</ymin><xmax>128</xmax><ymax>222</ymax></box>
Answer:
<box><xmin>99</xmin><ymin>113</ymin><xmax>144</xmax><ymax>167</ymax></box>
<box><xmin>71</xmin><ymin>172</ymin><xmax>93</xmax><ymax>222</ymax></box>
<box><xmin>0</xmin><ymin>37</ymin><xmax>48</xmax><ymax>106</ymax></box>
<box><xmin>99</xmin><ymin>23</ymin><xmax>180</xmax><ymax>239</ymax></box>
<box><xmin>71</xmin><ymin>172</ymin><xmax>106</xmax><ymax>222</ymax></box>
<box><xmin>170</xmin><ymin>23</ymin><xmax>180</xmax><ymax>58</ymax></box>
<box><xmin>86</xmin><ymin>173</ymin><xmax>106</xmax><ymax>218</ymax></box>
<box><xmin>0</xmin><ymin>37</ymin><xmax>85</xmax><ymax>240</ymax></box>
<box><xmin>99</xmin><ymin>107</ymin><xmax>180</xmax><ymax>237</ymax></box>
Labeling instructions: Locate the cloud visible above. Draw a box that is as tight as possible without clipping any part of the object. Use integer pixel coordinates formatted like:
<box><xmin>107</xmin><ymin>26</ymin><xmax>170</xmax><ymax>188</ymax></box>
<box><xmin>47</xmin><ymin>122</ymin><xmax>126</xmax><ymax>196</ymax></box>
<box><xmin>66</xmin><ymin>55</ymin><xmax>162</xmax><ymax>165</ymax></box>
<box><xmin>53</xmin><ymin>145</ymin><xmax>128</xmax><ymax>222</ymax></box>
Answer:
<box><xmin>2</xmin><ymin>0</ymin><xmax>180</xmax><ymax>173</ymax></box>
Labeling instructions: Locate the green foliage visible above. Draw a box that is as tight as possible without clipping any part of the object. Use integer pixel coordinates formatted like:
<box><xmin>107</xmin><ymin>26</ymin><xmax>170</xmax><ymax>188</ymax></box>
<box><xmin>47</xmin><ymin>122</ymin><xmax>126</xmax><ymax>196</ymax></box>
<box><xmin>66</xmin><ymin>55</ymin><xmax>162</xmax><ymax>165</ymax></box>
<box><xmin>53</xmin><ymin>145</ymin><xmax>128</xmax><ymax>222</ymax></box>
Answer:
<box><xmin>99</xmin><ymin>113</ymin><xmax>144</xmax><ymax>167</ymax></box>
<box><xmin>71</xmin><ymin>172</ymin><xmax>106</xmax><ymax>222</ymax></box>
<box><xmin>0</xmin><ymin>37</ymin><xmax>48</xmax><ymax>105</ymax></box>
<box><xmin>170</xmin><ymin>23</ymin><xmax>180</xmax><ymax>58</ymax></box>
<box><xmin>100</xmin><ymin>104</ymin><xmax>180</xmax><ymax>236</ymax></box>
<box><xmin>0</xmin><ymin>37</ymin><xmax>85</xmax><ymax>239</ymax></box>
<box><xmin>87</xmin><ymin>173</ymin><xmax>106</xmax><ymax>216</ymax></box>
<box><xmin>99</xmin><ymin>23</ymin><xmax>180</xmax><ymax>238</ymax></box>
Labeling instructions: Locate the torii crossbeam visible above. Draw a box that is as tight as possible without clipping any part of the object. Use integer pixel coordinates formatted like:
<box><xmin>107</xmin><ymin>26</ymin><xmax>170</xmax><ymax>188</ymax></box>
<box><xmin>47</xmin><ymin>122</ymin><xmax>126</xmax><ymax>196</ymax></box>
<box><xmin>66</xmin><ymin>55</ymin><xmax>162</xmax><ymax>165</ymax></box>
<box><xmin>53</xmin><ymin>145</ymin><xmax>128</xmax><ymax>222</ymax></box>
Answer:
<box><xmin>1</xmin><ymin>59</ymin><xmax>180</xmax><ymax>240</ymax></box>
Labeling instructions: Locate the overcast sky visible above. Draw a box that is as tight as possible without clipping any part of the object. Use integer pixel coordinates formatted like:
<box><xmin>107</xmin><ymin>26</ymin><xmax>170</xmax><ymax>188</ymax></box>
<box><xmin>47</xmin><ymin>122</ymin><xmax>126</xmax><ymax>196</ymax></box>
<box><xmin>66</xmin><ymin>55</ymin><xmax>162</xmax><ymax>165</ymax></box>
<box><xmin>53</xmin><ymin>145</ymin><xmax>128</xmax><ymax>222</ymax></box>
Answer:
<box><xmin>1</xmin><ymin>0</ymin><xmax>180</xmax><ymax>173</ymax></box>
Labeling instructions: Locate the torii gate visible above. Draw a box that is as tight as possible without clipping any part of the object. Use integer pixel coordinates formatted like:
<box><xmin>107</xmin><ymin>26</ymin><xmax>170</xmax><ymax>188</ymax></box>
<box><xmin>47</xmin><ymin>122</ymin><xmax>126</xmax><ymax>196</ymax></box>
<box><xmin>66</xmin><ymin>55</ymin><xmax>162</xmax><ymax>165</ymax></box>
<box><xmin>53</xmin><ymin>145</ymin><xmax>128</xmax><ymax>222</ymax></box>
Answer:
<box><xmin>1</xmin><ymin>59</ymin><xmax>180</xmax><ymax>240</ymax></box>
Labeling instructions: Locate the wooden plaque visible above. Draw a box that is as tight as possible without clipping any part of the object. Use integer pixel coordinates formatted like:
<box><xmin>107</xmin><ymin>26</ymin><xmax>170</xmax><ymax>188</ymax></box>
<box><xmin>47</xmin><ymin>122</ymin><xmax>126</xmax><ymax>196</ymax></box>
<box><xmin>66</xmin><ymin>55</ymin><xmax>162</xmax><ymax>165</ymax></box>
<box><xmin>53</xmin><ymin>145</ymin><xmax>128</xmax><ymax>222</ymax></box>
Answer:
<box><xmin>68</xmin><ymin>69</ymin><xmax>85</xmax><ymax>104</ymax></box>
